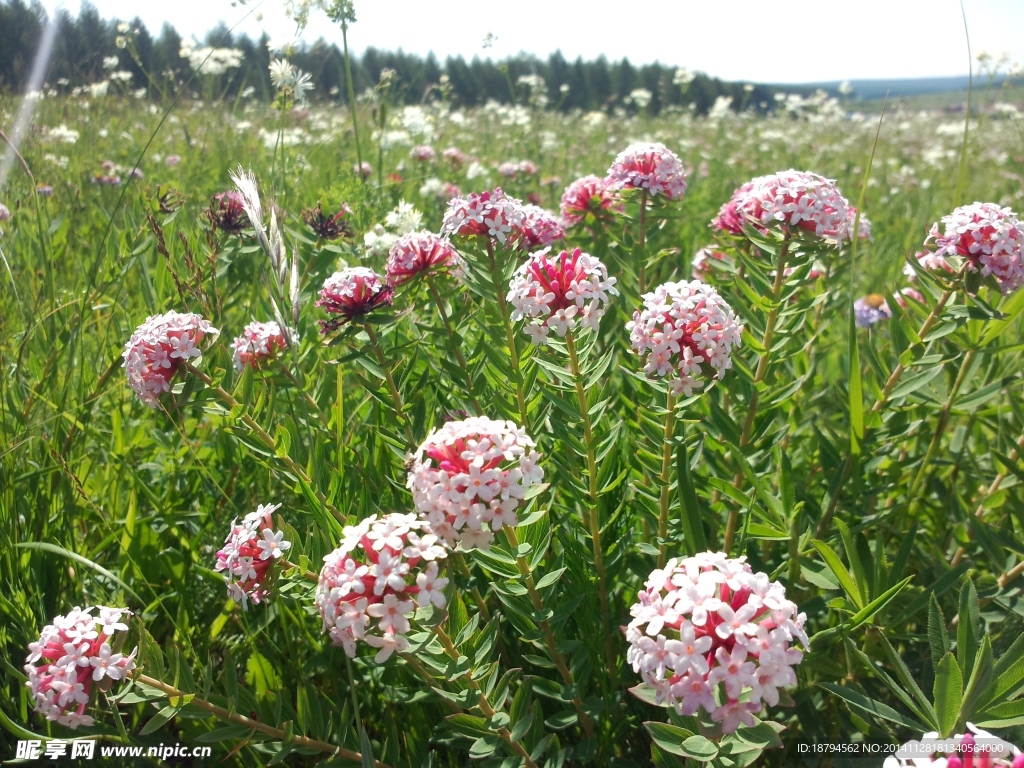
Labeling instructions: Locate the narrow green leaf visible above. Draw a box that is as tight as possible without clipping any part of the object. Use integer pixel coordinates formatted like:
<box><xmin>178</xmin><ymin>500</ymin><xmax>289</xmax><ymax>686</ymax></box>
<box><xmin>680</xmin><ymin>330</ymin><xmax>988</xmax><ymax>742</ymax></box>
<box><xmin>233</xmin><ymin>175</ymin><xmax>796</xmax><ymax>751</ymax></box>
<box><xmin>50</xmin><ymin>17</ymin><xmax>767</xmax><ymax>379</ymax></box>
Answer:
<box><xmin>810</xmin><ymin>539</ymin><xmax>864</xmax><ymax>609</ymax></box>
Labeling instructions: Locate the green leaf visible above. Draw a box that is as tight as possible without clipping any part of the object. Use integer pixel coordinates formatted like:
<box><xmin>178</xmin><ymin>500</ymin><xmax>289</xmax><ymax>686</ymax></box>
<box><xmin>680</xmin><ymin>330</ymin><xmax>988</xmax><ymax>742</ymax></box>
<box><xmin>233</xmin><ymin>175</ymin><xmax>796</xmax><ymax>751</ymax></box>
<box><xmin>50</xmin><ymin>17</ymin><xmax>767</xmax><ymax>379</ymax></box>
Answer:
<box><xmin>846</xmin><ymin>577</ymin><xmax>912</xmax><ymax>630</ymax></box>
<box><xmin>810</xmin><ymin>539</ymin><xmax>863</xmax><ymax>609</ymax></box>
<box><xmin>836</xmin><ymin>520</ymin><xmax>869</xmax><ymax>604</ymax></box>
<box><xmin>676</xmin><ymin>439</ymin><xmax>707</xmax><ymax>554</ymax></box>
<box><xmin>929</xmin><ymin>596</ymin><xmax>950</xmax><ymax>675</ymax></box>
<box><xmin>957</xmin><ymin>580</ymin><xmax>981</xmax><ymax>680</ymax></box>
<box><xmin>849</xmin><ymin>291</ymin><xmax>864</xmax><ymax>456</ymax></box>
<box><xmin>819</xmin><ymin>683</ymin><xmax>926</xmax><ymax>730</ymax></box>
<box><xmin>934</xmin><ymin>653</ymin><xmax>964</xmax><ymax>737</ymax></box>
<box><xmin>140</xmin><ymin>704</ymin><xmax>179</xmax><ymax>736</ymax></box>
<box><xmin>959</xmin><ymin>636</ymin><xmax>994</xmax><ymax>727</ymax></box>
<box><xmin>680</xmin><ymin>735</ymin><xmax>719</xmax><ymax>762</ymax></box>
<box><xmin>535</xmin><ymin>567</ymin><xmax>566</xmax><ymax>590</ymax></box>
<box><xmin>643</xmin><ymin>722</ymin><xmax>694</xmax><ymax>756</ymax></box>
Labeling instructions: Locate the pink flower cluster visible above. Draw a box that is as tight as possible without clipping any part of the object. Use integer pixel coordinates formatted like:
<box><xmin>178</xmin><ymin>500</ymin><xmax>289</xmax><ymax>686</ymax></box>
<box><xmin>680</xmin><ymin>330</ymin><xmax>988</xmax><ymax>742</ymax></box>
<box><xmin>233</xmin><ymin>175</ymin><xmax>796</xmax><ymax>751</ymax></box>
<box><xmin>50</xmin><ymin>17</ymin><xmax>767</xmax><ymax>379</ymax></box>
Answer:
<box><xmin>925</xmin><ymin>202</ymin><xmax>1024</xmax><ymax>293</ymax></box>
<box><xmin>499</xmin><ymin>160</ymin><xmax>537</xmax><ymax>178</ymax></box>
<box><xmin>626</xmin><ymin>553</ymin><xmax>806</xmax><ymax>734</ymax></box>
<box><xmin>712</xmin><ymin>170</ymin><xmax>852</xmax><ymax>242</ymax></box>
<box><xmin>410</xmin><ymin>145</ymin><xmax>436</xmax><ymax>162</ymax></box>
<box><xmin>386</xmin><ymin>231</ymin><xmax>462</xmax><ymax>287</ymax></box>
<box><xmin>442</xmin><ymin>147</ymin><xmax>467</xmax><ymax>167</ymax></box>
<box><xmin>316</xmin><ymin>267</ymin><xmax>394</xmax><ymax>333</ymax></box>
<box><xmin>122</xmin><ymin>311</ymin><xmax>220</xmax><ymax>407</ymax></box>
<box><xmin>25</xmin><ymin>607</ymin><xmax>137</xmax><ymax>729</ymax></box>
<box><xmin>518</xmin><ymin>204</ymin><xmax>565</xmax><ymax>249</ymax></box>
<box><xmin>627</xmin><ymin>281</ymin><xmax>743</xmax><ymax>396</ymax></box>
<box><xmin>440</xmin><ymin>188</ymin><xmax>526</xmax><ymax>246</ymax></box>
<box><xmin>559</xmin><ymin>175</ymin><xmax>622</xmax><ymax>227</ymax></box>
<box><xmin>691</xmin><ymin>247</ymin><xmax>726</xmax><ymax>281</ymax></box>
<box><xmin>214</xmin><ymin>503</ymin><xmax>292</xmax><ymax>609</ymax></box>
<box><xmin>316</xmin><ymin>513</ymin><xmax>449</xmax><ymax>662</ymax></box>
<box><xmin>232</xmin><ymin>321</ymin><xmax>288</xmax><ymax>371</ymax></box>
<box><xmin>884</xmin><ymin>724</ymin><xmax>1024</xmax><ymax>768</ymax></box>
<box><xmin>507</xmin><ymin>247</ymin><xmax>618</xmax><ymax>344</ymax></box>
<box><xmin>606</xmin><ymin>142</ymin><xmax>687</xmax><ymax>201</ymax></box>
<box><xmin>406</xmin><ymin>417</ymin><xmax>544</xmax><ymax>550</ymax></box>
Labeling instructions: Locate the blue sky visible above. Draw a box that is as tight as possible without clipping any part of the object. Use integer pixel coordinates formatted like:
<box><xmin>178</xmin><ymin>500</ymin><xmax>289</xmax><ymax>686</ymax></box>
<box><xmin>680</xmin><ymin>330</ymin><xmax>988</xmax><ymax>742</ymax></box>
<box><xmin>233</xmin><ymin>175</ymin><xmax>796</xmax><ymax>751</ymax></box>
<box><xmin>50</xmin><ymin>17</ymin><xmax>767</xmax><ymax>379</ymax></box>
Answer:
<box><xmin>39</xmin><ymin>0</ymin><xmax>1024</xmax><ymax>83</ymax></box>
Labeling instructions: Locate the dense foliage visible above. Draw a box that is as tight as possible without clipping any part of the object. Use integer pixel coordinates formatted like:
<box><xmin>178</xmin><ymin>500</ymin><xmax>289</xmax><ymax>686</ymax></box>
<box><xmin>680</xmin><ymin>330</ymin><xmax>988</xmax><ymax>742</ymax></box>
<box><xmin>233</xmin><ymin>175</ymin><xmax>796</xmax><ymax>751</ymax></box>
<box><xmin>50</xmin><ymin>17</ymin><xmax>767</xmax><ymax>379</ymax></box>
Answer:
<box><xmin>2</xmin><ymin>52</ymin><xmax>1024</xmax><ymax>767</ymax></box>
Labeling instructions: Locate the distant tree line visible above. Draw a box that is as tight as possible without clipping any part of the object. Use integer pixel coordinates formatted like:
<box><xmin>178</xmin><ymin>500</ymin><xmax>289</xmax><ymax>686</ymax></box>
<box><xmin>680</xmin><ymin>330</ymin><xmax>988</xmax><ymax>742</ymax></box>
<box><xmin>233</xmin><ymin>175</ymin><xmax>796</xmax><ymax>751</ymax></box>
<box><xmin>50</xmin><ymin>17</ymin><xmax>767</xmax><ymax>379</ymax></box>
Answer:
<box><xmin>0</xmin><ymin>0</ymin><xmax>779</xmax><ymax>115</ymax></box>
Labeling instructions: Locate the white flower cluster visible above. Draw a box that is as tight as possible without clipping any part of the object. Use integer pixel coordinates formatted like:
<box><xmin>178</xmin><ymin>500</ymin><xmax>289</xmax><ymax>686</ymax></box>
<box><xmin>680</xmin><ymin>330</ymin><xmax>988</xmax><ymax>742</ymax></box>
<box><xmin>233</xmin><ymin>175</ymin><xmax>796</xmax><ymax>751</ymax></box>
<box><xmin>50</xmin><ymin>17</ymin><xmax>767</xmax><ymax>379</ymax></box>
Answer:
<box><xmin>122</xmin><ymin>311</ymin><xmax>219</xmax><ymax>407</ymax></box>
<box><xmin>606</xmin><ymin>142</ymin><xmax>688</xmax><ymax>200</ymax></box>
<box><xmin>406</xmin><ymin>417</ymin><xmax>544</xmax><ymax>550</ymax></box>
<box><xmin>626</xmin><ymin>553</ymin><xmax>806</xmax><ymax>734</ymax></box>
<box><xmin>363</xmin><ymin>201</ymin><xmax>424</xmax><ymax>257</ymax></box>
<box><xmin>508</xmin><ymin>248</ymin><xmax>618</xmax><ymax>344</ymax></box>
<box><xmin>25</xmin><ymin>606</ymin><xmax>137</xmax><ymax>729</ymax></box>
<box><xmin>927</xmin><ymin>202</ymin><xmax>1024</xmax><ymax>293</ymax></box>
<box><xmin>627</xmin><ymin>281</ymin><xmax>743</xmax><ymax>396</ymax></box>
<box><xmin>179</xmin><ymin>44</ymin><xmax>243</xmax><ymax>76</ymax></box>
<box><xmin>214</xmin><ymin>503</ymin><xmax>292</xmax><ymax>609</ymax></box>
<box><xmin>316</xmin><ymin>513</ymin><xmax>449</xmax><ymax>662</ymax></box>
<box><xmin>440</xmin><ymin>188</ymin><xmax>526</xmax><ymax>246</ymax></box>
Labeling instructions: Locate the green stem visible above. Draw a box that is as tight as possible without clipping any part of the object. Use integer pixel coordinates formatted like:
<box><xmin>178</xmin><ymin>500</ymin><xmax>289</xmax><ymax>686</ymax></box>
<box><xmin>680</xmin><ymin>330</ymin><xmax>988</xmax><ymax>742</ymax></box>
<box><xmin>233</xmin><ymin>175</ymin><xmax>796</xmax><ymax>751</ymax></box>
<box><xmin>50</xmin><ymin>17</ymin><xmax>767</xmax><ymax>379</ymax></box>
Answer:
<box><xmin>135</xmin><ymin>674</ymin><xmax>390</xmax><ymax>766</ymax></box>
<box><xmin>427</xmin><ymin>277</ymin><xmax>482</xmax><ymax>415</ymax></box>
<box><xmin>724</xmin><ymin>237</ymin><xmax>790</xmax><ymax>552</ymax></box>
<box><xmin>484</xmin><ymin>242</ymin><xmax>530</xmax><ymax>428</ymax></box>
<box><xmin>183</xmin><ymin>362</ymin><xmax>343</xmax><ymax>523</ymax></box>
<box><xmin>815</xmin><ymin>283</ymin><xmax>958</xmax><ymax>537</ymax></box>
<box><xmin>564</xmin><ymin>329</ymin><xmax>614</xmax><ymax>677</ymax></box>
<box><xmin>432</xmin><ymin>626</ymin><xmax>540</xmax><ymax>768</ymax></box>
<box><xmin>340</xmin><ymin>19</ymin><xmax>364</xmax><ymax>181</ymax></box>
<box><xmin>905</xmin><ymin>348</ymin><xmax>976</xmax><ymax>514</ymax></box>
<box><xmin>452</xmin><ymin>553</ymin><xmax>491</xmax><ymax>621</ymax></box>
<box><xmin>503</xmin><ymin>525</ymin><xmax>595</xmax><ymax>738</ymax></box>
<box><xmin>279</xmin><ymin>365</ymin><xmax>332</xmax><ymax>431</ymax></box>
<box><xmin>657</xmin><ymin>391</ymin><xmax>677</xmax><ymax>568</ymax></box>
<box><xmin>637</xmin><ymin>189</ymin><xmax>649</xmax><ymax>295</ymax></box>
<box><xmin>362</xmin><ymin>322</ymin><xmax>416</xmax><ymax>446</ymax></box>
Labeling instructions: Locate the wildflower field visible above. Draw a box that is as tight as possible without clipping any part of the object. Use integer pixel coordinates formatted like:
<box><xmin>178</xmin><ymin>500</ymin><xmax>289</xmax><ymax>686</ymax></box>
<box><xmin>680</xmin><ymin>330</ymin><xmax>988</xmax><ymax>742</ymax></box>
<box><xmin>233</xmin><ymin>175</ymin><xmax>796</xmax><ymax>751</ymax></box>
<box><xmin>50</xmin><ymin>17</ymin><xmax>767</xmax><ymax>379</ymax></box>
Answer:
<box><xmin>4</xmin><ymin>38</ymin><xmax>1024</xmax><ymax>768</ymax></box>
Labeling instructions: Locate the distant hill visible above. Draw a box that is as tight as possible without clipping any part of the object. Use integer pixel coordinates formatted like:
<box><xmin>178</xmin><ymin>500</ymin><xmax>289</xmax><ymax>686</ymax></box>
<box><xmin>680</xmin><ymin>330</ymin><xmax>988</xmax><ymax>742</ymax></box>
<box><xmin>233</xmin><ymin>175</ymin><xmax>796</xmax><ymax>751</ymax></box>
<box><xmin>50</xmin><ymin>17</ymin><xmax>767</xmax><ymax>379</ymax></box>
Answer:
<box><xmin>779</xmin><ymin>75</ymin><xmax>1009</xmax><ymax>101</ymax></box>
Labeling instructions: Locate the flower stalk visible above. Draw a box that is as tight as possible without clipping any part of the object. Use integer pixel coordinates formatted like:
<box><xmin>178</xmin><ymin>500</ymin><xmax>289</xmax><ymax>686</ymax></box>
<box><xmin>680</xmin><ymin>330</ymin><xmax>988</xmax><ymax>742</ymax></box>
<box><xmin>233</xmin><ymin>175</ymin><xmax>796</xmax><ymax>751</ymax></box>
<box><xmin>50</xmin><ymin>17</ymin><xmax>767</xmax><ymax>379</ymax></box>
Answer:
<box><xmin>133</xmin><ymin>673</ymin><xmax>391</xmax><ymax>766</ymax></box>
<box><xmin>484</xmin><ymin>242</ymin><xmax>530</xmax><ymax>428</ymax></box>
<box><xmin>564</xmin><ymin>329</ymin><xmax>614</xmax><ymax>676</ymax></box>
<box><xmin>183</xmin><ymin>362</ymin><xmax>343</xmax><ymax>523</ymax></box>
<box><xmin>426</xmin><ymin>277</ymin><xmax>482</xmax><ymax>415</ymax></box>
<box><xmin>724</xmin><ymin>237</ymin><xmax>790</xmax><ymax>552</ymax></box>
<box><xmin>657</xmin><ymin>392</ymin><xmax>677</xmax><ymax>568</ymax></box>
<box><xmin>361</xmin><ymin>322</ymin><xmax>416</xmax><ymax>446</ymax></box>
<box><xmin>503</xmin><ymin>525</ymin><xmax>595</xmax><ymax>738</ymax></box>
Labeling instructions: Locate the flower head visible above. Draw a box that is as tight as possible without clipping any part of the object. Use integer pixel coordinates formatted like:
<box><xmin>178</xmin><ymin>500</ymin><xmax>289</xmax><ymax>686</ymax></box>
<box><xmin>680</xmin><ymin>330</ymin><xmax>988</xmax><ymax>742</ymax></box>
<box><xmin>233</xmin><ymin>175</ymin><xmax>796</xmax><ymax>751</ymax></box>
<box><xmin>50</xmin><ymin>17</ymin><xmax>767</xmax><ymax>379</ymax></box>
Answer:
<box><xmin>25</xmin><ymin>607</ymin><xmax>137</xmax><ymax>729</ymax></box>
<box><xmin>315</xmin><ymin>267</ymin><xmax>394</xmax><ymax>333</ymax></box>
<box><xmin>442</xmin><ymin>147</ymin><xmax>466</xmax><ymax>168</ymax></box>
<box><xmin>354</xmin><ymin>161</ymin><xmax>373</xmax><ymax>179</ymax></box>
<box><xmin>410</xmin><ymin>145</ymin><xmax>436</xmax><ymax>162</ymax></box>
<box><xmin>517</xmin><ymin>205</ymin><xmax>565</xmax><ymax>249</ymax></box>
<box><xmin>386</xmin><ymin>231</ymin><xmax>462</xmax><ymax>287</ymax></box>
<box><xmin>122</xmin><ymin>311</ymin><xmax>220</xmax><ymax>407</ymax></box>
<box><xmin>508</xmin><ymin>248</ymin><xmax>618</xmax><ymax>344</ymax></box>
<box><xmin>301</xmin><ymin>202</ymin><xmax>353</xmax><ymax>240</ymax></box>
<box><xmin>231</xmin><ymin>321</ymin><xmax>288</xmax><ymax>371</ymax></box>
<box><xmin>559</xmin><ymin>175</ymin><xmax>622</xmax><ymax>227</ymax></box>
<box><xmin>627</xmin><ymin>281</ymin><xmax>743</xmax><ymax>396</ymax></box>
<box><xmin>854</xmin><ymin>294</ymin><xmax>892</xmax><ymax>328</ymax></box>
<box><xmin>316</xmin><ymin>513</ymin><xmax>448</xmax><ymax>660</ymax></box>
<box><xmin>712</xmin><ymin>170</ymin><xmax>852</xmax><ymax>243</ymax></box>
<box><xmin>926</xmin><ymin>202</ymin><xmax>1024</xmax><ymax>293</ymax></box>
<box><xmin>406</xmin><ymin>417</ymin><xmax>543</xmax><ymax>550</ymax></box>
<box><xmin>207</xmin><ymin>190</ymin><xmax>250</xmax><ymax>235</ymax></box>
<box><xmin>626</xmin><ymin>553</ymin><xmax>805</xmax><ymax>733</ymax></box>
<box><xmin>440</xmin><ymin>188</ymin><xmax>526</xmax><ymax>247</ymax></box>
<box><xmin>691</xmin><ymin>247</ymin><xmax>726</xmax><ymax>281</ymax></box>
<box><xmin>215</xmin><ymin>503</ymin><xmax>290</xmax><ymax>608</ymax></box>
<box><xmin>606</xmin><ymin>142</ymin><xmax>687</xmax><ymax>200</ymax></box>
<box><xmin>903</xmin><ymin>249</ymin><xmax>956</xmax><ymax>282</ymax></box>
